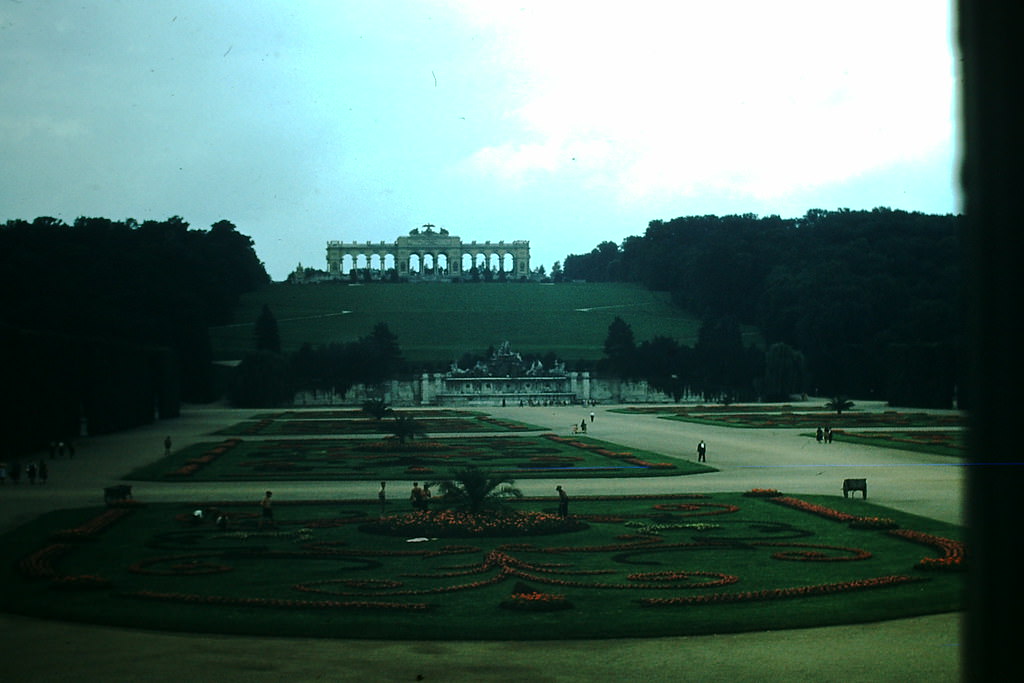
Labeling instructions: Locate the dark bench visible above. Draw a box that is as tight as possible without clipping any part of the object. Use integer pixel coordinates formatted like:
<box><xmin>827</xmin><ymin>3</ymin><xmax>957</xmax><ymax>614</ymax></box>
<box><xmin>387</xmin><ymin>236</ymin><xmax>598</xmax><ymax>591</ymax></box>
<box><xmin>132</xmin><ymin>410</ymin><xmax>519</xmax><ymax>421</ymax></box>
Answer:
<box><xmin>842</xmin><ymin>478</ymin><xmax>867</xmax><ymax>499</ymax></box>
<box><xmin>104</xmin><ymin>484</ymin><xmax>133</xmax><ymax>505</ymax></box>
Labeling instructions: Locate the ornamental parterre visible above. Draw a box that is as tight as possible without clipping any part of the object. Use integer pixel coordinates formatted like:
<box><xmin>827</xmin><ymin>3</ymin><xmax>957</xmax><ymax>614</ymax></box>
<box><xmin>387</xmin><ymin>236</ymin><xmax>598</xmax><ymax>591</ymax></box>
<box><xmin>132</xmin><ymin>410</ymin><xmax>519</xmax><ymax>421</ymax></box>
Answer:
<box><xmin>7</xmin><ymin>492</ymin><xmax>964</xmax><ymax>631</ymax></box>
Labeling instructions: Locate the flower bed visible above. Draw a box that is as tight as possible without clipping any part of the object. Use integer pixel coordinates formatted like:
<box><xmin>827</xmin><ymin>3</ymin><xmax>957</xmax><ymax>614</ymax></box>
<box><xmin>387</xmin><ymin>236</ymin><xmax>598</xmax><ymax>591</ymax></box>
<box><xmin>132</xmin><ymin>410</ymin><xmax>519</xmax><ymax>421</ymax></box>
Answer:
<box><xmin>49</xmin><ymin>574</ymin><xmax>112</xmax><ymax>591</ymax></box>
<box><xmin>17</xmin><ymin>543</ymin><xmax>72</xmax><ymax>579</ymax></box>
<box><xmin>848</xmin><ymin>516</ymin><xmax>899</xmax><ymax>530</ymax></box>
<box><xmin>500</xmin><ymin>592</ymin><xmax>573</xmax><ymax>611</ymax></box>
<box><xmin>49</xmin><ymin>507</ymin><xmax>136</xmax><ymax>541</ymax></box>
<box><xmin>768</xmin><ymin>496</ymin><xmax>857</xmax><ymax>522</ymax></box>
<box><xmin>743</xmin><ymin>488</ymin><xmax>782</xmax><ymax>497</ymax></box>
<box><xmin>360</xmin><ymin>510</ymin><xmax>589</xmax><ymax>537</ymax></box>
<box><xmin>120</xmin><ymin>590</ymin><xmax>432</xmax><ymax>611</ymax></box>
<box><xmin>640</xmin><ymin>574</ymin><xmax>927</xmax><ymax>607</ymax></box>
<box><xmin>887</xmin><ymin>529</ymin><xmax>966</xmax><ymax>571</ymax></box>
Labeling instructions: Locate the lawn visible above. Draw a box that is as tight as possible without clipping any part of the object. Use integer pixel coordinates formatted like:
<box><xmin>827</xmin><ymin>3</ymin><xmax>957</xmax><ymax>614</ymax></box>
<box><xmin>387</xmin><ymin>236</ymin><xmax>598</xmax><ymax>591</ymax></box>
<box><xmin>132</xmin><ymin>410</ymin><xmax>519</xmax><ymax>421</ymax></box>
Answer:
<box><xmin>651</xmin><ymin>409</ymin><xmax>965</xmax><ymax>429</ymax></box>
<box><xmin>214</xmin><ymin>410</ymin><xmax>549</xmax><ymax>436</ymax></box>
<box><xmin>124</xmin><ymin>434</ymin><xmax>706</xmax><ymax>482</ymax></box>
<box><xmin>2</xmin><ymin>492</ymin><xmax>964</xmax><ymax>640</ymax></box>
<box><xmin>826</xmin><ymin>430</ymin><xmax>967</xmax><ymax>457</ymax></box>
<box><xmin>208</xmin><ymin>281</ymin><xmax>760</xmax><ymax>362</ymax></box>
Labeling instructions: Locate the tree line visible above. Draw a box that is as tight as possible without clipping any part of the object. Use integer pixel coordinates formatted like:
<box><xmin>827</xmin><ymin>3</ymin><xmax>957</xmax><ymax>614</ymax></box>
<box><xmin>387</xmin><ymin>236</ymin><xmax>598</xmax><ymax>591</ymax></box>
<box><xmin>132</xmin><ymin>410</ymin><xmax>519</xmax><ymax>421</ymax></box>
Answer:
<box><xmin>1</xmin><ymin>216</ymin><xmax>268</xmax><ymax>452</ymax></box>
<box><xmin>568</xmin><ymin>208</ymin><xmax>963</xmax><ymax>407</ymax></box>
<box><xmin>227</xmin><ymin>316</ymin><xmax>405</xmax><ymax>407</ymax></box>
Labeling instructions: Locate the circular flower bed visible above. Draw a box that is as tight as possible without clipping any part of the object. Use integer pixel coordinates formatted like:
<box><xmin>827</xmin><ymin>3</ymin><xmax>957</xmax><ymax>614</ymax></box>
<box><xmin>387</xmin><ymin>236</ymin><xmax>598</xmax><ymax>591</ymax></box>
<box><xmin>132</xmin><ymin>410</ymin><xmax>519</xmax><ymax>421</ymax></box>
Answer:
<box><xmin>360</xmin><ymin>510</ymin><xmax>588</xmax><ymax>538</ymax></box>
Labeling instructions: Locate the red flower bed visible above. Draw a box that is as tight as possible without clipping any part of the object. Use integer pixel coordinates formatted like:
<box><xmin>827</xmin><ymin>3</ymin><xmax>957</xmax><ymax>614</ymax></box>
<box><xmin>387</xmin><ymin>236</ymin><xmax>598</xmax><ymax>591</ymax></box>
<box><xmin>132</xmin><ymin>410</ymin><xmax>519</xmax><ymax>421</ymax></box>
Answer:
<box><xmin>768</xmin><ymin>496</ymin><xmax>857</xmax><ymax>522</ymax></box>
<box><xmin>120</xmin><ymin>590</ymin><xmax>431</xmax><ymax>611</ymax></box>
<box><xmin>500</xmin><ymin>592</ymin><xmax>573</xmax><ymax>611</ymax></box>
<box><xmin>129</xmin><ymin>554</ymin><xmax>234</xmax><ymax>576</ymax></box>
<box><xmin>743</xmin><ymin>488</ymin><xmax>782</xmax><ymax>497</ymax></box>
<box><xmin>640</xmin><ymin>574</ymin><xmax>927</xmax><ymax>607</ymax></box>
<box><xmin>49</xmin><ymin>574</ymin><xmax>112</xmax><ymax>591</ymax></box>
<box><xmin>50</xmin><ymin>507</ymin><xmax>135</xmax><ymax>541</ymax></box>
<box><xmin>753</xmin><ymin>542</ymin><xmax>872</xmax><ymax>562</ymax></box>
<box><xmin>361</xmin><ymin>510</ymin><xmax>588</xmax><ymax>537</ymax></box>
<box><xmin>887</xmin><ymin>529</ymin><xmax>966</xmax><ymax>571</ymax></box>
<box><xmin>17</xmin><ymin>543</ymin><xmax>72</xmax><ymax>579</ymax></box>
<box><xmin>626</xmin><ymin>570</ymin><xmax>739</xmax><ymax>589</ymax></box>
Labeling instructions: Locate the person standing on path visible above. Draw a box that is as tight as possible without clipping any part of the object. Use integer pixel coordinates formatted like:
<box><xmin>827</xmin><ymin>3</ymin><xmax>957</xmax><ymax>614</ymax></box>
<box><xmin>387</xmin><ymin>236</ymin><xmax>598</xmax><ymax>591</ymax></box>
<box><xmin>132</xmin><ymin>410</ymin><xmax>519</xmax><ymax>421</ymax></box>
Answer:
<box><xmin>164</xmin><ymin>436</ymin><xmax>172</xmax><ymax>456</ymax></box>
<box><xmin>378</xmin><ymin>481</ymin><xmax>387</xmax><ymax>516</ymax></box>
<box><xmin>38</xmin><ymin>461</ymin><xmax>48</xmax><ymax>484</ymax></box>
<box><xmin>9</xmin><ymin>460</ymin><xmax>20</xmax><ymax>485</ymax></box>
<box><xmin>556</xmin><ymin>485</ymin><xmax>569</xmax><ymax>517</ymax></box>
<box><xmin>410</xmin><ymin>482</ymin><xmax>424</xmax><ymax>511</ymax></box>
<box><xmin>697</xmin><ymin>440</ymin><xmax>707</xmax><ymax>463</ymax></box>
<box><xmin>258</xmin><ymin>490</ymin><xmax>274</xmax><ymax>529</ymax></box>
<box><xmin>590</xmin><ymin>411</ymin><xmax>595</xmax><ymax>423</ymax></box>
<box><xmin>0</xmin><ymin>462</ymin><xmax>6</xmax><ymax>485</ymax></box>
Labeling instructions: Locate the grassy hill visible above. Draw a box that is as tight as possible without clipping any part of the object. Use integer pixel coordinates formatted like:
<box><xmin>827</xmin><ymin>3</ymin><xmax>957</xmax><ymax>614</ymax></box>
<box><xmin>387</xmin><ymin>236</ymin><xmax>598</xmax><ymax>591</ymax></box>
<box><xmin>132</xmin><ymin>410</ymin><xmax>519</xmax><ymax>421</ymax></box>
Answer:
<box><xmin>210</xmin><ymin>281</ymin><xmax>759</xmax><ymax>364</ymax></box>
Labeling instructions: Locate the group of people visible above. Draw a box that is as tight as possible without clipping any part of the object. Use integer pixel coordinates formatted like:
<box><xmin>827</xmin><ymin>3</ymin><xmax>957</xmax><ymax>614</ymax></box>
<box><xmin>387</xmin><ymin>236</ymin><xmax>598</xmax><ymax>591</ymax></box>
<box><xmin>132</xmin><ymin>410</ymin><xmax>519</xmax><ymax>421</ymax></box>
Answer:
<box><xmin>0</xmin><ymin>460</ymin><xmax>49</xmax><ymax>485</ymax></box>
<box><xmin>372</xmin><ymin>480</ymin><xmax>573</xmax><ymax>518</ymax></box>
<box><xmin>572</xmin><ymin>411</ymin><xmax>597</xmax><ymax>434</ymax></box>
<box><xmin>816</xmin><ymin>426</ymin><xmax>834</xmax><ymax>443</ymax></box>
<box><xmin>409</xmin><ymin>482</ymin><xmax>432</xmax><ymax>511</ymax></box>
<box><xmin>47</xmin><ymin>440</ymin><xmax>75</xmax><ymax>458</ymax></box>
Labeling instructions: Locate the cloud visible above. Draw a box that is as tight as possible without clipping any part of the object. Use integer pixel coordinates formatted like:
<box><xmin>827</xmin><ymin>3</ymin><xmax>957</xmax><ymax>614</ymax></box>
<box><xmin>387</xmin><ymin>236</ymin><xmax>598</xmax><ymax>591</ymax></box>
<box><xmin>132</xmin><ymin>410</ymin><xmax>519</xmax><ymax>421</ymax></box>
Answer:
<box><xmin>456</xmin><ymin>0</ymin><xmax>956</xmax><ymax>204</ymax></box>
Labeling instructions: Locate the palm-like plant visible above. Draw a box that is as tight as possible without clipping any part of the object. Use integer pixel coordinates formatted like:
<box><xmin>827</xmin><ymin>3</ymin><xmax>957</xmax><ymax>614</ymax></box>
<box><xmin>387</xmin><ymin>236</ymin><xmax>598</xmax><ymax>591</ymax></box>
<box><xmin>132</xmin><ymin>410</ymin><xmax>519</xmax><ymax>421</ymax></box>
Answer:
<box><xmin>431</xmin><ymin>466</ymin><xmax>523</xmax><ymax>513</ymax></box>
<box><xmin>824</xmin><ymin>396</ymin><xmax>855</xmax><ymax>415</ymax></box>
<box><xmin>387</xmin><ymin>414</ymin><xmax>427</xmax><ymax>444</ymax></box>
<box><xmin>362</xmin><ymin>398</ymin><xmax>393</xmax><ymax>421</ymax></box>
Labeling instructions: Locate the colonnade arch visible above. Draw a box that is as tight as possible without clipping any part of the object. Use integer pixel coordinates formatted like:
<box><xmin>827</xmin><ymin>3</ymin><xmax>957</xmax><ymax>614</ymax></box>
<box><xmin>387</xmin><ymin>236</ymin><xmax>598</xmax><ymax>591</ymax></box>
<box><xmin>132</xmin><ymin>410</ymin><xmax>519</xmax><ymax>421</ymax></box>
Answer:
<box><xmin>327</xmin><ymin>228</ymin><xmax>530</xmax><ymax>280</ymax></box>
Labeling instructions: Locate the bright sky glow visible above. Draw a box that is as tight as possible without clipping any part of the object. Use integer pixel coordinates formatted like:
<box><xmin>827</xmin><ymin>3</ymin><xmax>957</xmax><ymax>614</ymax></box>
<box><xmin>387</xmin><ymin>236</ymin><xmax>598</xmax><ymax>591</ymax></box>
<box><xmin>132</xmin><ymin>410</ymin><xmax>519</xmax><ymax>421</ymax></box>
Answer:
<box><xmin>0</xmin><ymin>1</ymin><xmax>960</xmax><ymax>279</ymax></box>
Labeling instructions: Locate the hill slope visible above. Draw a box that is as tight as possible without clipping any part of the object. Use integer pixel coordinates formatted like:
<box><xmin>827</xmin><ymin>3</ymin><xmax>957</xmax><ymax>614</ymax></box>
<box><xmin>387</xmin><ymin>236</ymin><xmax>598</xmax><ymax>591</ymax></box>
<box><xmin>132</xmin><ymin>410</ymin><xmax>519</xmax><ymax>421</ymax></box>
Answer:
<box><xmin>209</xmin><ymin>282</ymin><xmax>748</xmax><ymax>364</ymax></box>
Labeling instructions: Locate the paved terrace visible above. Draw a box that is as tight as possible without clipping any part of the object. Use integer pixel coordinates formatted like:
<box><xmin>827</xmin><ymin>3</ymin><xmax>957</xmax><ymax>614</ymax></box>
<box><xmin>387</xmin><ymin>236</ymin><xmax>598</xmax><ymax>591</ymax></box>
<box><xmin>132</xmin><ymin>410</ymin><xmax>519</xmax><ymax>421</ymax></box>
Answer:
<box><xmin>0</xmin><ymin>400</ymin><xmax>964</xmax><ymax>682</ymax></box>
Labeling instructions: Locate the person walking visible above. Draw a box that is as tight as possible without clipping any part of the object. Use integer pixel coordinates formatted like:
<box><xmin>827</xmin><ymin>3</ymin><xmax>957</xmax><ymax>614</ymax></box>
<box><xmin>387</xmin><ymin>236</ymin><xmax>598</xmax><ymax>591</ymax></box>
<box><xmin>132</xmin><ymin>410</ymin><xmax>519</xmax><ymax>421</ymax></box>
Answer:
<box><xmin>38</xmin><ymin>461</ymin><xmax>48</xmax><ymax>484</ymax></box>
<box><xmin>410</xmin><ymin>482</ymin><xmax>424</xmax><ymax>511</ymax></box>
<box><xmin>0</xmin><ymin>462</ymin><xmax>7</xmax><ymax>485</ymax></box>
<box><xmin>697</xmin><ymin>440</ymin><xmax>707</xmax><ymax>463</ymax></box>
<box><xmin>9</xmin><ymin>460</ymin><xmax>20</xmax><ymax>485</ymax></box>
<box><xmin>378</xmin><ymin>481</ymin><xmax>387</xmax><ymax>516</ymax></box>
<box><xmin>556</xmin><ymin>485</ymin><xmax>569</xmax><ymax>517</ymax></box>
<box><xmin>164</xmin><ymin>436</ymin><xmax>172</xmax><ymax>456</ymax></box>
<box><xmin>26</xmin><ymin>462</ymin><xmax>37</xmax><ymax>485</ymax></box>
<box><xmin>258</xmin><ymin>490</ymin><xmax>274</xmax><ymax>529</ymax></box>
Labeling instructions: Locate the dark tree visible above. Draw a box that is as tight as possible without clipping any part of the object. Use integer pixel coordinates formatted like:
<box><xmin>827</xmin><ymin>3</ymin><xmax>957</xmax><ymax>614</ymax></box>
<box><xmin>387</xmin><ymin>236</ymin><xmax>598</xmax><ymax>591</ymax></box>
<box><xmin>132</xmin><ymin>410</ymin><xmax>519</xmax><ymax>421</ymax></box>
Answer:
<box><xmin>254</xmin><ymin>304</ymin><xmax>281</xmax><ymax>353</ymax></box>
<box><xmin>761</xmin><ymin>342</ymin><xmax>808</xmax><ymax>402</ymax></box>
<box><xmin>602</xmin><ymin>316</ymin><xmax>636</xmax><ymax>377</ymax></box>
<box><xmin>228</xmin><ymin>351</ymin><xmax>293</xmax><ymax>407</ymax></box>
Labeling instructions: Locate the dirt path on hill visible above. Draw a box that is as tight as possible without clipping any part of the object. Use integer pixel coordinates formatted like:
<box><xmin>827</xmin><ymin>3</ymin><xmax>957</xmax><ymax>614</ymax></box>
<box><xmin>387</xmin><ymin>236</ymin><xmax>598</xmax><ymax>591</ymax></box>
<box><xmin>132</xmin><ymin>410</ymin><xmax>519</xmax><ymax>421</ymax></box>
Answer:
<box><xmin>0</xmin><ymin>401</ymin><xmax>964</xmax><ymax>682</ymax></box>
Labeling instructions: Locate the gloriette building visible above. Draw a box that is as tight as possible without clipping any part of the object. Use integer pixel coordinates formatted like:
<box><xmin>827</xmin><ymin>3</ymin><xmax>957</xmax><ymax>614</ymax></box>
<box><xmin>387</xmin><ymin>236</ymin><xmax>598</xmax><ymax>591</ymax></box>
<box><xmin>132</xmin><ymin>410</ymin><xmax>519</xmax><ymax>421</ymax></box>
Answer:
<box><xmin>326</xmin><ymin>225</ymin><xmax>530</xmax><ymax>279</ymax></box>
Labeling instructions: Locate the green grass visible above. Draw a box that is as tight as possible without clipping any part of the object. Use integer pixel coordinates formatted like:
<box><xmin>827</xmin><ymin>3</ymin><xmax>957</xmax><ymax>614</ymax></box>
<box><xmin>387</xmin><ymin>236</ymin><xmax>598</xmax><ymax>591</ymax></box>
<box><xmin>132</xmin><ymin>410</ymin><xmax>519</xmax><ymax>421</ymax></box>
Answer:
<box><xmin>0</xmin><ymin>493</ymin><xmax>964</xmax><ymax>640</ymax></box>
<box><xmin>214</xmin><ymin>410</ymin><xmax>550</xmax><ymax>436</ymax></box>
<box><xmin>658</xmin><ymin>410</ymin><xmax>965</xmax><ymax>429</ymax></box>
<box><xmin>825</xmin><ymin>430</ymin><xmax>967</xmax><ymax>458</ymax></box>
<box><xmin>209</xmin><ymin>281</ymin><xmax>760</xmax><ymax>362</ymax></box>
<box><xmin>123</xmin><ymin>434</ymin><xmax>708</xmax><ymax>482</ymax></box>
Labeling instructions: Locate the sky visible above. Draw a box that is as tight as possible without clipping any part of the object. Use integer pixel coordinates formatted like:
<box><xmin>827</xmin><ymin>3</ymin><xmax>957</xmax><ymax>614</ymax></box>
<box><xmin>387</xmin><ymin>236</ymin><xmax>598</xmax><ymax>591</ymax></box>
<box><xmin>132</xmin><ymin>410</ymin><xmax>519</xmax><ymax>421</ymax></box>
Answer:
<box><xmin>1</xmin><ymin>1</ymin><xmax>960</xmax><ymax>281</ymax></box>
